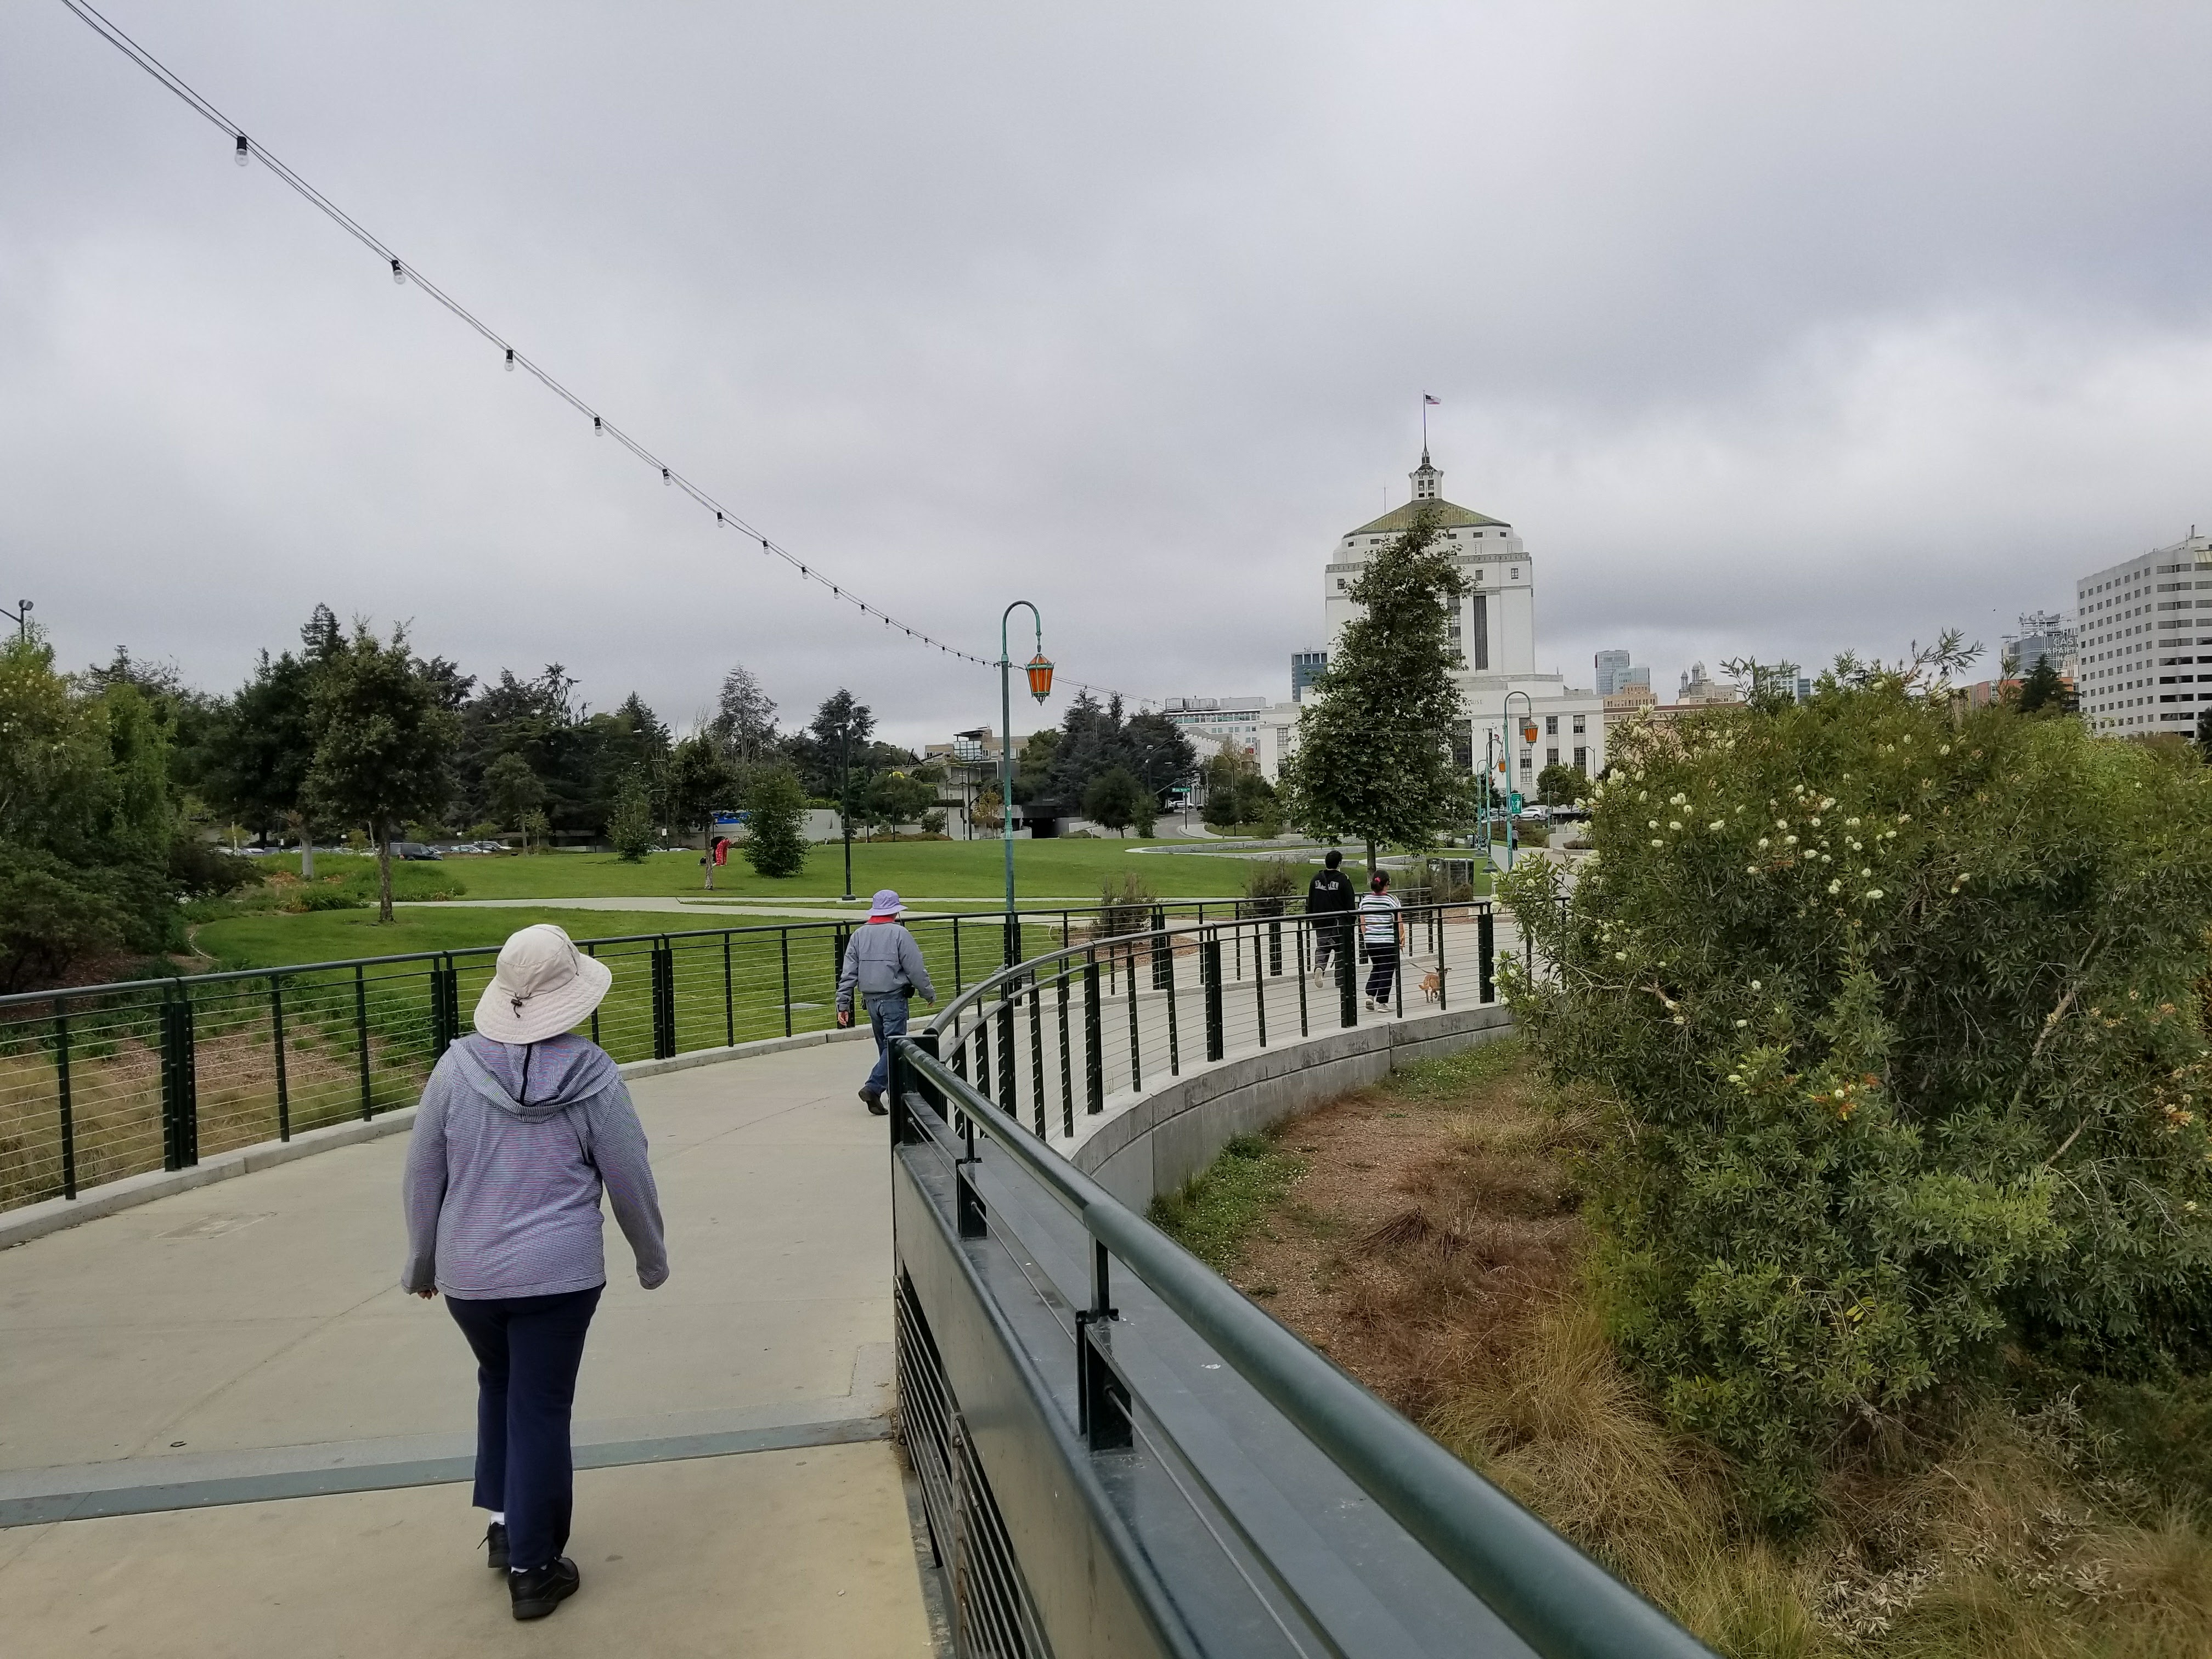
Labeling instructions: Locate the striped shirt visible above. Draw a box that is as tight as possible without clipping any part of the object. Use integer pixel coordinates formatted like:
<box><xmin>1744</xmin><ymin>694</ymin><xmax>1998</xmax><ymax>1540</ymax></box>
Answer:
<box><xmin>1357</xmin><ymin>892</ymin><xmax>1403</xmax><ymax>945</ymax></box>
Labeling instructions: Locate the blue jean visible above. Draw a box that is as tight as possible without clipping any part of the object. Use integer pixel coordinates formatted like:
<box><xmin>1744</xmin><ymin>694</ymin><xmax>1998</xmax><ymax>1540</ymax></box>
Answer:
<box><xmin>865</xmin><ymin>996</ymin><xmax>911</xmax><ymax>1094</ymax></box>
<box><xmin>446</xmin><ymin>1285</ymin><xmax>603</xmax><ymax>1572</ymax></box>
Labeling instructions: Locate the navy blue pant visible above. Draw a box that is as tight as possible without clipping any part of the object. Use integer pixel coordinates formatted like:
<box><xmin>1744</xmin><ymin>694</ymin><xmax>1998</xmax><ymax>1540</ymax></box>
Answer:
<box><xmin>446</xmin><ymin>1285</ymin><xmax>602</xmax><ymax>1572</ymax></box>
<box><xmin>865</xmin><ymin>995</ymin><xmax>911</xmax><ymax>1094</ymax></box>
<box><xmin>1365</xmin><ymin>943</ymin><xmax>1400</xmax><ymax>1005</ymax></box>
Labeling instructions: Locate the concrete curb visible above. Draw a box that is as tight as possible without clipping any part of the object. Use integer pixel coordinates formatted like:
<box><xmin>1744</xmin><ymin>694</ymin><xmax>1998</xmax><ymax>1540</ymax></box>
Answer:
<box><xmin>0</xmin><ymin>1024</ymin><xmax>878</xmax><ymax>1252</ymax></box>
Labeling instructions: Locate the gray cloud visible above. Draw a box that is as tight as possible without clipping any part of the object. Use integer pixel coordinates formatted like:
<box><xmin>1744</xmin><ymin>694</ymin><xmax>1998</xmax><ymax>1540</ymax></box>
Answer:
<box><xmin>5</xmin><ymin>1</ymin><xmax>2208</xmax><ymax>744</ymax></box>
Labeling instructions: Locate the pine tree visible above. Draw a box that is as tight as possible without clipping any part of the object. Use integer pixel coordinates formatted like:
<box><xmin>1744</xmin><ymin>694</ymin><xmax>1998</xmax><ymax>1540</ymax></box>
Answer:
<box><xmin>1281</xmin><ymin>508</ymin><xmax>1466</xmax><ymax>862</ymax></box>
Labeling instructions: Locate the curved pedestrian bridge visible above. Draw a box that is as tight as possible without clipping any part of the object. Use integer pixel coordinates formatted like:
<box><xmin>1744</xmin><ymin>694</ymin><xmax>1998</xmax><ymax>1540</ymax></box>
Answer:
<box><xmin>0</xmin><ymin>1040</ymin><xmax>935</xmax><ymax>1656</ymax></box>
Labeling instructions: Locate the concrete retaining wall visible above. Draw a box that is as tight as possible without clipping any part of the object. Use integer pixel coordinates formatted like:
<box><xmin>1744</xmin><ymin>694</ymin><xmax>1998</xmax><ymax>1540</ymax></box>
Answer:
<box><xmin>1074</xmin><ymin>1004</ymin><xmax>1515</xmax><ymax>1212</ymax></box>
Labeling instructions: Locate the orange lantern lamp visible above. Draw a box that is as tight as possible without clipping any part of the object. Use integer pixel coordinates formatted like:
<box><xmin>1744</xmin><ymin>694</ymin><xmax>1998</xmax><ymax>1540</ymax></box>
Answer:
<box><xmin>1522</xmin><ymin>723</ymin><xmax>1539</xmax><ymax>744</ymax></box>
<box><xmin>1024</xmin><ymin>653</ymin><xmax>1056</xmax><ymax>703</ymax></box>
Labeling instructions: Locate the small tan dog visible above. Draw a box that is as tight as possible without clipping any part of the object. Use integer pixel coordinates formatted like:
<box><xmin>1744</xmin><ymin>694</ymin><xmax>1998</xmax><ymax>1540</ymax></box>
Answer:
<box><xmin>1419</xmin><ymin>969</ymin><xmax>1443</xmax><ymax>1004</ymax></box>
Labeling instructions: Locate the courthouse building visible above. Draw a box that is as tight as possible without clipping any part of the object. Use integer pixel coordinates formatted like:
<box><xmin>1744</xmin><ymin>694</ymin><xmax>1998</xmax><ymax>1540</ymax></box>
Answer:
<box><xmin>1300</xmin><ymin>449</ymin><xmax>1606</xmax><ymax>792</ymax></box>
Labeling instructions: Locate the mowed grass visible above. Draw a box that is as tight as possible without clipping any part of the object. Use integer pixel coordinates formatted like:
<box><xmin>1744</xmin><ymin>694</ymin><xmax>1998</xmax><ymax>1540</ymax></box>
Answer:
<box><xmin>191</xmin><ymin>906</ymin><xmax>751</xmax><ymax>969</ymax></box>
<box><xmin>245</xmin><ymin>838</ymin><xmax>1292</xmax><ymax>903</ymax></box>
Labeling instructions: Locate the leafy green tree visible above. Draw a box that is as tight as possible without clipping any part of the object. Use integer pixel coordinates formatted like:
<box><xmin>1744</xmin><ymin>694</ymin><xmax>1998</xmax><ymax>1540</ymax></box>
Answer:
<box><xmin>1504</xmin><ymin>646</ymin><xmax>2212</xmax><ymax>1520</ymax></box>
<box><xmin>710</xmin><ymin>662</ymin><xmax>780</xmax><ymax>772</ymax></box>
<box><xmin>1082</xmin><ymin>766</ymin><xmax>1144</xmax><ymax>836</ymax></box>
<box><xmin>0</xmin><ymin>845</ymin><xmax>128</xmax><ymax>994</ymax></box>
<box><xmin>484</xmin><ymin>752</ymin><xmax>546</xmax><ymax>849</ymax></box>
<box><xmin>859</xmin><ymin>770</ymin><xmax>936</xmax><ymax>838</ymax></box>
<box><xmin>304</xmin><ymin>624</ymin><xmax>460</xmax><ymax>921</ymax></box>
<box><xmin>1014</xmin><ymin>729</ymin><xmax>1059</xmax><ymax>804</ymax></box>
<box><xmin>1281</xmin><ymin>509</ymin><xmax>1466</xmax><ymax>867</ymax></box>
<box><xmin>1535</xmin><ymin>763</ymin><xmax>1589</xmax><ymax>807</ymax></box>
<box><xmin>519</xmin><ymin>808</ymin><xmax>550</xmax><ymax>853</ymax></box>
<box><xmin>663</xmin><ymin>733</ymin><xmax>740</xmax><ymax>883</ymax></box>
<box><xmin>1200</xmin><ymin>747</ymin><xmax>1277</xmax><ymax>830</ymax></box>
<box><xmin>607</xmin><ymin>770</ymin><xmax>656</xmax><ymax>862</ymax></box>
<box><xmin>742</xmin><ymin>766</ymin><xmax>810</xmax><ymax>878</ymax></box>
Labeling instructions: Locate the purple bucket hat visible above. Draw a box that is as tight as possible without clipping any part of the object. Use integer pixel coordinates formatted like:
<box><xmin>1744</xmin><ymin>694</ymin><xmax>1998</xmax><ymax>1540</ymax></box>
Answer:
<box><xmin>868</xmin><ymin>889</ymin><xmax>906</xmax><ymax>917</ymax></box>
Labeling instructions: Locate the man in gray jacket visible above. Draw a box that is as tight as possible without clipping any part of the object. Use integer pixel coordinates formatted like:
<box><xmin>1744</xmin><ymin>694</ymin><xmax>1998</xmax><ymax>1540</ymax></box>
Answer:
<box><xmin>837</xmin><ymin>889</ymin><xmax>935</xmax><ymax>1115</ymax></box>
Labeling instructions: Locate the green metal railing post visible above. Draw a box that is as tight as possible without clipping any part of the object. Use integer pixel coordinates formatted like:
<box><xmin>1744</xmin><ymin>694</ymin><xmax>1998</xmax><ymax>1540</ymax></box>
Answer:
<box><xmin>54</xmin><ymin>1000</ymin><xmax>76</xmax><ymax>1199</ymax></box>
<box><xmin>354</xmin><ymin>964</ymin><xmax>373</xmax><ymax>1120</ymax></box>
<box><xmin>1479</xmin><ymin>908</ymin><xmax>1496</xmax><ymax>1003</ymax></box>
<box><xmin>780</xmin><ymin>929</ymin><xmax>794</xmax><ymax>1037</ymax></box>
<box><xmin>1202</xmin><ymin>939</ymin><xmax>1224</xmax><ymax>1062</ymax></box>
<box><xmin>1028</xmin><ymin>980</ymin><xmax>1047</xmax><ymax>1137</ymax></box>
<box><xmin>1296</xmin><ymin>923</ymin><xmax>1310</xmax><ymax>1037</ymax></box>
<box><xmin>1057</xmin><ymin>970</ymin><xmax>1074</xmax><ymax>1137</ymax></box>
<box><xmin>996</xmin><ymin>988</ymin><xmax>1017</xmax><ymax>1115</ymax></box>
<box><xmin>270</xmin><ymin>981</ymin><xmax>291</xmax><ymax>1142</ymax></box>
<box><xmin>722</xmin><ymin>933</ymin><xmax>735</xmax><ymax>1048</ymax></box>
<box><xmin>161</xmin><ymin>988</ymin><xmax>199</xmax><ymax>1169</ymax></box>
<box><xmin>1125</xmin><ymin>944</ymin><xmax>1142</xmax><ymax>1093</ymax></box>
<box><xmin>1084</xmin><ymin>954</ymin><xmax>1104</xmax><ymax>1115</ymax></box>
<box><xmin>1339</xmin><ymin>931</ymin><xmax>1358</xmax><ymax>1028</ymax></box>
<box><xmin>1149</xmin><ymin>906</ymin><xmax>1169</xmax><ymax>990</ymax></box>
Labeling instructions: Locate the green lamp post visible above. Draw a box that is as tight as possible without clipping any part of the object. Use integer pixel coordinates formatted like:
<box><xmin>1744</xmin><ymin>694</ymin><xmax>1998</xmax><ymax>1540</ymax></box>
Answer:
<box><xmin>997</xmin><ymin>602</ymin><xmax>1053</xmax><ymax>965</ymax></box>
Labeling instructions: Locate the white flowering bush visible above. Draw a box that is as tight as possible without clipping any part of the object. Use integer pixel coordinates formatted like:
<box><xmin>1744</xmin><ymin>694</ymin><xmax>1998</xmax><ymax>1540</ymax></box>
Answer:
<box><xmin>1502</xmin><ymin>663</ymin><xmax>2212</xmax><ymax>1521</ymax></box>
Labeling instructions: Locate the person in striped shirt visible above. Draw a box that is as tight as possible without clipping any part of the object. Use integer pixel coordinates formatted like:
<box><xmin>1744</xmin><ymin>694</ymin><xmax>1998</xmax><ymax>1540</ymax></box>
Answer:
<box><xmin>1357</xmin><ymin>872</ymin><xmax>1404</xmax><ymax>1011</ymax></box>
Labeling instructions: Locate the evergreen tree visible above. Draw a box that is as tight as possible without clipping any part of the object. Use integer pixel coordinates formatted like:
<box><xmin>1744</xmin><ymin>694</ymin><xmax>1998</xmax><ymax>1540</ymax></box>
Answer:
<box><xmin>1281</xmin><ymin>508</ymin><xmax>1466</xmax><ymax>864</ymax></box>
<box><xmin>304</xmin><ymin>624</ymin><xmax>460</xmax><ymax>921</ymax></box>
<box><xmin>663</xmin><ymin>733</ymin><xmax>739</xmax><ymax>884</ymax></box>
<box><xmin>742</xmin><ymin>766</ymin><xmax>810</xmax><ymax>878</ymax></box>
<box><xmin>710</xmin><ymin>662</ymin><xmax>780</xmax><ymax>771</ymax></box>
<box><xmin>2016</xmin><ymin>657</ymin><xmax>2078</xmax><ymax>716</ymax></box>
<box><xmin>484</xmin><ymin>752</ymin><xmax>546</xmax><ymax>849</ymax></box>
<box><xmin>607</xmin><ymin>769</ymin><xmax>656</xmax><ymax>862</ymax></box>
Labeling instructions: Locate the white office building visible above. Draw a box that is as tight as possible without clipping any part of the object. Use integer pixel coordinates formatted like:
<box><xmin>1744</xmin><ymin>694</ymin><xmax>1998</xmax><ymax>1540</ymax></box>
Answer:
<box><xmin>2075</xmin><ymin>531</ymin><xmax>2212</xmax><ymax>735</ymax></box>
<box><xmin>1308</xmin><ymin>450</ymin><xmax>1606</xmax><ymax>792</ymax></box>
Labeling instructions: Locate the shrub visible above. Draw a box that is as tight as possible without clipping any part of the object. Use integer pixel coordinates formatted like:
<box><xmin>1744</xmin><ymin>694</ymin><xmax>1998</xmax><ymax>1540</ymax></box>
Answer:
<box><xmin>0</xmin><ymin>845</ymin><xmax>129</xmax><ymax>992</ymax></box>
<box><xmin>1503</xmin><ymin>659</ymin><xmax>2212</xmax><ymax>1521</ymax></box>
<box><xmin>608</xmin><ymin>772</ymin><xmax>655</xmax><ymax>862</ymax></box>
<box><xmin>743</xmin><ymin>767</ymin><xmax>810</xmax><ymax>878</ymax></box>
<box><xmin>1241</xmin><ymin>857</ymin><xmax>1301</xmax><ymax>917</ymax></box>
<box><xmin>1096</xmin><ymin>871</ymin><xmax>1158</xmax><ymax>943</ymax></box>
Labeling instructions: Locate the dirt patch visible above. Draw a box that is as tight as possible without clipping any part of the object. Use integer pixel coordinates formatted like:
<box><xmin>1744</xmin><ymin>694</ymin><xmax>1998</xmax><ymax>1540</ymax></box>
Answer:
<box><xmin>1201</xmin><ymin>1038</ymin><xmax>1586</xmax><ymax>1426</ymax></box>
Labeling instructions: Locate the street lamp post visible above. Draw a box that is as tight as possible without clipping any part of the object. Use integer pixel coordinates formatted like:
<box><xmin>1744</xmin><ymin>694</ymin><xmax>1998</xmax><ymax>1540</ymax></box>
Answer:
<box><xmin>997</xmin><ymin>602</ymin><xmax>1054</xmax><ymax>965</ymax></box>
<box><xmin>1502</xmin><ymin>691</ymin><xmax>1535</xmax><ymax>873</ymax></box>
<box><xmin>1</xmin><ymin>599</ymin><xmax>31</xmax><ymax>642</ymax></box>
<box><xmin>839</xmin><ymin>720</ymin><xmax>855</xmax><ymax>902</ymax></box>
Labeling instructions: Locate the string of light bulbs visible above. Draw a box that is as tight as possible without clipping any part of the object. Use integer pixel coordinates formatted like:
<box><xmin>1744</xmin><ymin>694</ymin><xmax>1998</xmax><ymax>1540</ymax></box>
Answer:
<box><xmin>57</xmin><ymin>0</ymin><xmax>1152</xmax><ymax>706</ymax></box>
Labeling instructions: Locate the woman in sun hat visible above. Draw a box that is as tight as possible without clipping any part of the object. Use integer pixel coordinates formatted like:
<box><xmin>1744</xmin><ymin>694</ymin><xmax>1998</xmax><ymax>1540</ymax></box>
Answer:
<box><xmin>400</xmin><ymin>922</ymin><xmax>668</xmax><ymax>1622</ymax></box>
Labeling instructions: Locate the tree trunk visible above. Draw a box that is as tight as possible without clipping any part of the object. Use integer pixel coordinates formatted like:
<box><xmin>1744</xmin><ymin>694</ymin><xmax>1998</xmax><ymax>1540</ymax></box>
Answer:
<box><xmin>1364</xmin><ymin>837</ymin><xmax>1378</xmax><ymax>885</ymax></box>
<box><xmin>703</xmin><ymin>814</ymin><xmax>714</xmax><ymax>891</ymax></box>
<box><xmin>377</xmin><ymin>824</ymin><xmax>394</xmax><ymax>923</ymax></box>
<box><xmin>300</xmin><ymin>817</ymin><xmax>315</xmax><ymax>881</ymax></box>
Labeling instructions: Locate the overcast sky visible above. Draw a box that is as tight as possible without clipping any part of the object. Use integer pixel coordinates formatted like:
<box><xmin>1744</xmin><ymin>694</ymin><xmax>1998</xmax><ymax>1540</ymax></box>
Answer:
<box><xmin>5</xmin><ymin>2</ymin><xmax>2209</xmax><ymax>746</ymax></box>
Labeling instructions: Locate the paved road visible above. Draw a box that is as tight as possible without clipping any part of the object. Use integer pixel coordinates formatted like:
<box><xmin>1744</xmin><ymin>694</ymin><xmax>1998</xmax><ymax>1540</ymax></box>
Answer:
<box><xmin>0</xmin><ymin>1042</ymin><xmax>935</xmax><ymax>1657</ymax></box>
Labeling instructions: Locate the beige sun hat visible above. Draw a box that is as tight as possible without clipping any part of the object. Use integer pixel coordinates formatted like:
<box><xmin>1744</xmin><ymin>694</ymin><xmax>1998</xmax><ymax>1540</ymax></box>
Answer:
<box><xmin>471</xmin><ymin>923</ymin><xmax>613</xmax><ymax>1045</ymax></box>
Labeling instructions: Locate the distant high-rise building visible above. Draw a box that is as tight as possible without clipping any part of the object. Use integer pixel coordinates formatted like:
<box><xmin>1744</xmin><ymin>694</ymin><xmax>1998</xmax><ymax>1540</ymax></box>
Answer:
<box><xmin>2075</xmin><ymin>530</ymin><xmax>2211</xmax><ymax>735</ymax></box>
<box><xmin>1290</xmin><ymin>650</ymin><xmax>1328</xmax><ymax>702</ymax></box>
<box><xmin>2004</xmin><ymin>611</ymin><xmax>2077</xmax><ymax>679</ymax></box>
<box><xmin>1594</xmin><ymin>651</ymin><xmax>1650</xmax><ymax>697</ymax></box>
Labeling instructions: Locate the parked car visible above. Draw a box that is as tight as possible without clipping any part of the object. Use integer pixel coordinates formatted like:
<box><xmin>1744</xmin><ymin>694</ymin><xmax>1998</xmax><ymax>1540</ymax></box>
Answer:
<box><xmin>388</xmin><ymin>842</ymin><xmax>442</xmax><ymax>861</ymax></box>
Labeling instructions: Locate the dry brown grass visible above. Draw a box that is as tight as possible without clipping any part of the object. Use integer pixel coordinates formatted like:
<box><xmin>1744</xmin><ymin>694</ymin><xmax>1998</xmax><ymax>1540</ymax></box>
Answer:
<box><xmin>1186</xmin><ymin>1039</ymin><xmax>2212</xmax><ymax>1659</ymax></box>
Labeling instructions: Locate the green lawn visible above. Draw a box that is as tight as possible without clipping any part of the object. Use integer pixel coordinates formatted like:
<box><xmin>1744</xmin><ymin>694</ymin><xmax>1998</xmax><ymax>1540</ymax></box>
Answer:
<box><xmin>191</xmin><ymin>907</ymin><xmax>742</xmax><ymax>970</ymax></box>
<box><xmin>246</xmin><ymin>838</ymin><xmax>1287</xmax><ymax>902</ymax></box>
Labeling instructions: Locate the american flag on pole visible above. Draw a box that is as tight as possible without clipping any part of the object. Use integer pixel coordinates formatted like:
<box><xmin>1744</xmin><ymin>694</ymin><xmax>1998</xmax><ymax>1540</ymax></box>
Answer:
<box><xmin>1423</xmin><ymin>393</ymin><xmax>1441</xmax><ymax>405</ymax></box>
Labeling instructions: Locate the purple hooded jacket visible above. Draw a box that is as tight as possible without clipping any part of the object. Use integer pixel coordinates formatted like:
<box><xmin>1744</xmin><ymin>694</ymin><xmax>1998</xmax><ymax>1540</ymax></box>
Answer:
<box><xmin>400</xmin><ymin>1033</ymin><xmax>668</xmax><ymax>1300</ymax></box>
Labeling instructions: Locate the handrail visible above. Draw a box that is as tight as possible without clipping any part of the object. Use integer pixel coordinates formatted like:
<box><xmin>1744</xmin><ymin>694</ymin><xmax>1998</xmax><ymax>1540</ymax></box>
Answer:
<box><xmin>924</xmin><ymin>897</ymin><xmax>1488</xmax><ymax>1036</ymax></box>
<box><xmin>890</xmin><ymin>1037</ymin><xmax>1714</xmax><ymax>1659</ymax></box>
<box><xmin>0</xmin><ymin>895</ymin><xmax>1251</xmax><ymax>1012</ymax></box>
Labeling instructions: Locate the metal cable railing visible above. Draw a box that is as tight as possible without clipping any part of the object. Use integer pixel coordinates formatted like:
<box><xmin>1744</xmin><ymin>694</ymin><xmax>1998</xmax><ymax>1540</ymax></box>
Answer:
<box><xmin>923</xmin><ymin>900</ymin><xmax>1511</xmax><ymax>1150</ymax></box>
<box><xmin>884</xmin><ymin>1033</ymin><xmax>1711</xmax><ymax>1659</ymax></box>
<box><xmin>0</xmin><ymin>898</ymin><xmax>1267</xmax><ymax>1216</ymax></box>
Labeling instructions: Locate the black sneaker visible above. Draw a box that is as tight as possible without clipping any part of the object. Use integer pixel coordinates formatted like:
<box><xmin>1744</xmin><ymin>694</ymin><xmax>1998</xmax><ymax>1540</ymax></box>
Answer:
<box><xmin>510</xmin><ymin>1556</ymin><xmax>580</xmax><ymax>1621</ymax></box>
<box><xmin>859</xmin><ymin>1087</ymin><xmax>887</xmax><ymax>1115</ymax></box>
<box><xmin>484</xmin><ymin>1520</ymin><xmax>509</xmax><ymax>1571</ymax></box>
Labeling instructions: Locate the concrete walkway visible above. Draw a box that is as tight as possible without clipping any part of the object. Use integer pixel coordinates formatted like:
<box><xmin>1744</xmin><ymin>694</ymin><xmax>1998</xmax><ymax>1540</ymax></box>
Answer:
<box><xmin>0</xmin><ymin>1045</ymin><xmax>935</xmax><ymax>1657</ymax></box>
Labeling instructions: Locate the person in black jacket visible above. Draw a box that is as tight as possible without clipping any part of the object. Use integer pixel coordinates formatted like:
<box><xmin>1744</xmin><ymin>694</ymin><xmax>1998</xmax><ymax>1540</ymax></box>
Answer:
<box><xmin>1305</xmin><ymin>849</ymin><xmax>1357</xmax><ymax>983</ymax></box>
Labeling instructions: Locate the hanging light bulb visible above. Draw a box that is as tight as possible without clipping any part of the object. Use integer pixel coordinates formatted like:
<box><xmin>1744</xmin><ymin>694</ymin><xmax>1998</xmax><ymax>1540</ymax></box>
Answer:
<box><xmin>662</xmin><ymin>468</ymin><xmax>672</xmax><ymax>486</ymax></box>
<box><xmin>234</xmin><ymin>134</ymin><xmax>250</xmax><ymax>166</ymax></box>
<box><xmin>504</xmin><ymin>347</ymin><xmax>515</xmax><ymax>372</ymax></box>
<box><xmin>593</xmin><ymin>415</ymin><xmax>603</xmax><ymax>436</ymax></box>
<box><xmin>390</xmin><ymin>258</ymin><xmax>404</xmax><ymax>285</ymax></box>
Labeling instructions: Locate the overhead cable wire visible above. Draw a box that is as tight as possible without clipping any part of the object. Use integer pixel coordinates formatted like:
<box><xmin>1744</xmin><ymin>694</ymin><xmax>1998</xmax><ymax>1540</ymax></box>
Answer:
<box><xmin>56</xmin><ymin>0</ymin><xmax>1153</xmax><ymax>704</ymax></box>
